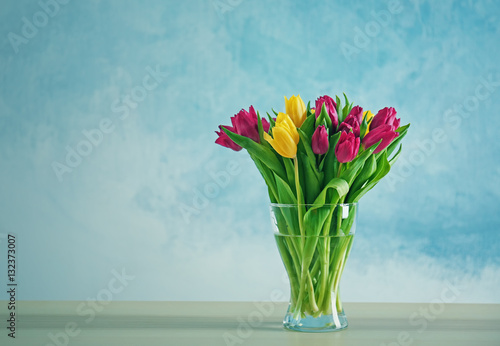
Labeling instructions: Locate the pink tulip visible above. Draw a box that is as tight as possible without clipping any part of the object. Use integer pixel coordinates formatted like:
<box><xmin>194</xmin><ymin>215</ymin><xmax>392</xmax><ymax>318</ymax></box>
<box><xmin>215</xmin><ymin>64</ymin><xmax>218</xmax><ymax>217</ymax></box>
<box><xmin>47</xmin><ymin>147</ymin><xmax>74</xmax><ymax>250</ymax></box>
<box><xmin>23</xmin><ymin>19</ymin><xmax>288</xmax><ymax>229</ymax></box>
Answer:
<box><xmin>362</xmin><ymin>124</ymin><xmax>399</xmax><ymax>153</ymax></box>
<box><xmin>215</xmin><ymin>125</ymin><xmax>242</xmax><ymax>151</ymax></box>
<box><xmin>348</xmin><ymin>105</ymin><xmax>364</xmax><ymax>123</ymax></box>
<box><xmin>315</xmin><ymin>95</ymin><xmax>338</xmax><ymax>129</ymax></box>
<box><xmin>311</xmin><ymin>125</ymin><xmax>329</xmax><ymax>155</ymax></box>
<box><xmin>215</xmin><ymin>106</ymin><xmax>270</xmax><ymax>150</ymax></box>
<box><xmin>370</xmin><ymin>107</ymin><xmax>400</xmax><ymax>131</ymax></box>
<box><xmin>335</xmin><ymin>131</ymin><xmax>360</xmax><ymax>163</ymax></box>
<box><xmin>338</xmin><ymin>114</ymin><xmax>360</xmax><ymax>137</ymax></box>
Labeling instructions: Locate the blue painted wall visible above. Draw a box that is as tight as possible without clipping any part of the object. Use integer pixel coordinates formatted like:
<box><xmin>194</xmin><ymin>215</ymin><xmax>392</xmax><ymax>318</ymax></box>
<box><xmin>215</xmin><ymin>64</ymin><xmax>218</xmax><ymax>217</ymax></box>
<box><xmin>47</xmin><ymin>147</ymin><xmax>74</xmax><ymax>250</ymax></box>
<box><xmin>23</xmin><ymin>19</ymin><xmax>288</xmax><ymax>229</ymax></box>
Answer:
<box><xmin>0</xmin><ymin>0</ymin><xmax>499</xmax><ymax>303</ymax></box>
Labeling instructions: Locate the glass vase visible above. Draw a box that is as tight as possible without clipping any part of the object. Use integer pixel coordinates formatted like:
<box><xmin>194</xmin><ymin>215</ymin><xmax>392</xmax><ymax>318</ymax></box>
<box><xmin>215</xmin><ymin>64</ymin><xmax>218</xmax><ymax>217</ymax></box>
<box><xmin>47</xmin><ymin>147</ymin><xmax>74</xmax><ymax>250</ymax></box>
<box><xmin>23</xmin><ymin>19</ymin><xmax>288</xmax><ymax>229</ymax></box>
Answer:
<box><xmin>270</xmin><ymin>203</ymin><xmax>357</xmax><ymax>333</ymax></box>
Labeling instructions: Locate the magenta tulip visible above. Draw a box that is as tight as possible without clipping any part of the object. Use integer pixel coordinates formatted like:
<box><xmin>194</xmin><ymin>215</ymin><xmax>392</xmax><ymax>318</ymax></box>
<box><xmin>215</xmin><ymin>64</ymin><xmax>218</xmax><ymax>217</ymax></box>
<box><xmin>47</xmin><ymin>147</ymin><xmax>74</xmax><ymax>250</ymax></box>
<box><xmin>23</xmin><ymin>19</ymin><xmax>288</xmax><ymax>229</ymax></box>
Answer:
<box><xmin>370</xmin><ymin>107</ymin><xmax>400</xmax><ymax>131</ymax></box>
<box><xmin>335</xmin><ymin>131</ymin><xmax>360</xmax><ymax>163</ymax></box>
<box><xmin>315</xmin><ymin>95</ymin><xmax>338</xmax><ymax>129</ymax></box>
<box><xmin>230</xmin><ymin>106</ymin><xmax>260</xmax><ymax>142</ymax></box>
<box><xmin>362</xmin><ymin>124</ymin><xmax>399</xmax><ymax>153</ymax></box>
<box><xmin>311</xmin><ymin>125</ymin><xmax>329</xmax><ymax>155</ymax></box>
<box><xmin>216</xmin><ymin>105</ymin><xmax>270</xmax><ymax>150</ymax></box>
<box><xmin>338</xmin><ymin>114</ymin><xmax>360</xmax><ymax>137</ymax></box>
<box><xmin>348</xmin><ymin>105</ymin><xmax>364</xmax><ymax>123</ymax></box>
<box><xmin>215</xmin><ymin>125</ymin><xmax>242</xmax><ymax>151</ymax></box>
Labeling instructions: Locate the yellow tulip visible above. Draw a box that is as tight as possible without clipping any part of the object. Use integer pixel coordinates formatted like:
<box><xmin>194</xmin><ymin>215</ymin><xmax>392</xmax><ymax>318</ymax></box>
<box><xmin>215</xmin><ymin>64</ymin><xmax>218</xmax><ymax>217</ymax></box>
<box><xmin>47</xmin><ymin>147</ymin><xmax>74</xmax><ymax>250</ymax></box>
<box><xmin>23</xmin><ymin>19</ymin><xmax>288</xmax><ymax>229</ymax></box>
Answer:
<box><xmin>284</xmin><ymin>95</ymin><xmax>307</xmax><ymax>127</ymax></box>
<box><xmin>264</xmin><ymin>112</ymin><xmax>299</xmax><ymax>158</ymax></box>
<box><xmin>363</xmin><ymin>110</ymin><xmax>374</xmax><ymax>135</ymax></box>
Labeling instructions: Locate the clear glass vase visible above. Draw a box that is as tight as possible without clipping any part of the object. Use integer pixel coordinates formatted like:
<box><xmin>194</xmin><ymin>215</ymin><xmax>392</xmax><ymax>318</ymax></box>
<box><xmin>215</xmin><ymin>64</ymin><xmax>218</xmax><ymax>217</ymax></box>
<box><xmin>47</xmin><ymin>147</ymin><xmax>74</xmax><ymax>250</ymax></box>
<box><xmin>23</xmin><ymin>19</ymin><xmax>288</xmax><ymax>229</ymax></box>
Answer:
<box><xmin>270</xmin><ymin>203</ymin><xmax>357</xmax><ymax>333</ymax></box>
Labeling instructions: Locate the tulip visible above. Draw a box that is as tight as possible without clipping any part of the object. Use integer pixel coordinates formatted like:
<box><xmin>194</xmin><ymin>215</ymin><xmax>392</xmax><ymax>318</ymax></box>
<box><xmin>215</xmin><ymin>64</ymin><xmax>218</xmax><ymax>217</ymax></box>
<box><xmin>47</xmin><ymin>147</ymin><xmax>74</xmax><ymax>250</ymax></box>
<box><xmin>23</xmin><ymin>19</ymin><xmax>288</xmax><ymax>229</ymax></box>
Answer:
<box><xmin>335</xmin><ymin>131</ymin><xmax>360</xmax><ymax>163</ymax></box>
<box><xmin>362</xmin><ymin>124</ymin><xmax>399</xmax><ymax>154</ymax></box>
<box><xmin>230</xmin><ymin>105</ymin><xmax>270</xmax><ymax>143</ymax></box>
<box><xmin>370</xmin><ymin>107</ymin><xmax>400</xmax><ymax>131</ymax></box>
<box><xmin>338</xmin><ymin>114</ymin><xmax>360</xmax><ymax>137</ymax></box>
<box><xmin>348</xmin><ymin>105</ymin><xmax>364</xmax><ymax>123</ymax></box>
<box><xmin>311</xmin><ymin>125</ymin><xmax>329</xmax><ymax>155</ymax></box>
<box><xmin>264</xmin><ymin>112</ymin><xmax>299</xmax><ymax>158</ymax></box>
<box><xmin>215</xmin><ymin>125</ymin><xmax>242</xmax><ymax>151</ymax></box>
<box><xmin>315</xmin><ymin>95</ymin><xmax>338</xmax><ymax>129</ymax></box>
<box><xmin>285</xmin><ymin>95</ymin><xmax>307</xmax><ymax>127</ymax></box>
<box><xmin>362</xmin><ymin>110</ymin><xmax>374</xmax><ymax>136</ymax></box>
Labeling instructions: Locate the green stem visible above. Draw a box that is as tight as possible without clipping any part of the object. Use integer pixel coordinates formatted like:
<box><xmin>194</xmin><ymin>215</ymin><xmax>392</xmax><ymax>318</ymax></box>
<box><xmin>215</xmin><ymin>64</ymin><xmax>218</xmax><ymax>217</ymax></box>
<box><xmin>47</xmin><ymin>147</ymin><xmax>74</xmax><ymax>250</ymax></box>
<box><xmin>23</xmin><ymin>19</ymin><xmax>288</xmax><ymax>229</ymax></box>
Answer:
<box><xmin>294</xmin><ymin>157</ymin><xmax>305</xmax><ymax>241</ymax></box>
<box><xmin>337</xmin><ymin>162</ymin><xmax>343</xmax><ymax>178</ymax></box>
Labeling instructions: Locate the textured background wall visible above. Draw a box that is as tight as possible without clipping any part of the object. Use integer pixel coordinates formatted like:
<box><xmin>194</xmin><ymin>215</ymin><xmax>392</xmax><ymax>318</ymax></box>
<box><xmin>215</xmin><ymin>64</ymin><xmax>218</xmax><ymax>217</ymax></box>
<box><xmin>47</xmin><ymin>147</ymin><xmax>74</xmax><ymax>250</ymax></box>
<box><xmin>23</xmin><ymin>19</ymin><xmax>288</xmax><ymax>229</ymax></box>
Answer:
<box><xmin>0</xmin><ymin>0</ymin><xmax>499</xmax><ymax>302</ymax></box>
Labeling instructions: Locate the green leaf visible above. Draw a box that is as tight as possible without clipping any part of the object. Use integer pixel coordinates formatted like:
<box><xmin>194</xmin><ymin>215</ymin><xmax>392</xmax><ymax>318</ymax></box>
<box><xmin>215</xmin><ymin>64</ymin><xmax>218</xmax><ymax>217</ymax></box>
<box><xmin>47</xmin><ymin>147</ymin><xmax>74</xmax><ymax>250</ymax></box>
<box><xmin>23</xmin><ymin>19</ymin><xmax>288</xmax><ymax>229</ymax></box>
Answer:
<box><xmin>300</xmin><ymin>152</ymin><xmax>321</xmax><ymax>204</ymax></box>
<box><xmin>300</xmin><ymin>114</ymin><xmax>316</xmax><ymax>138</ymax></box>
<box><xmin>274</xmin><ymin>173</ymin><xmax>297</xmax><ymax>204</ymax></box>
<box><xmin>311</xmin><ymin>177</ymin><xmax>349</xmax><ymax>207</ymax></box>
<box><xmin>336</xmin><ymin>96</ymin><xmax>344</xmax><ymax>123</ymax></box>
<box><xmin>387</xmin><ymin>123</ymin><xmax>410</xmax><ymax>157</ymax></box>
<box><xmin>389</xmin><ymin>144</ymin><xmax>403</xmax><ymax>166</ymax></box>
<box><xmin>347</xmin><ymin>154</ymin><xmax>377</xmax><ymax>198</ymax></box>
<box><xmin>322</xmin><ymin>132</ymin><xmax>341</xmax><ymax>184</ymax></box>
<box><xmin>248</xmin><ymin>152</ymin><xmax>278</xmax><ymax>202</ymax></box>
<box><xmin>297</xmin><ymin>129</ymin><xmax>318</xmax><ymax>171</ymax></box>
<box><xmin>283</xmin><ymin>157</ymin><xmax>295</xmax><ymax>190</ymax></box>
<box><xmin>340</xmin><ymin>145</ymin><xmax>377</xmax><ymax>186</ymax></box>
<box><xmin>257</xmin><ymin>111</ymin><xmax>265</xmax><ymax>144</ymax></box>
<box><xmin>222</xmin><ymin>127</ymin><xmax>287</xmax><ymax>180</ymax></box>
<box><xmin>347</xmin><ymin>150</ymin><xmax>391</xmax><ymax>203</ymax></box>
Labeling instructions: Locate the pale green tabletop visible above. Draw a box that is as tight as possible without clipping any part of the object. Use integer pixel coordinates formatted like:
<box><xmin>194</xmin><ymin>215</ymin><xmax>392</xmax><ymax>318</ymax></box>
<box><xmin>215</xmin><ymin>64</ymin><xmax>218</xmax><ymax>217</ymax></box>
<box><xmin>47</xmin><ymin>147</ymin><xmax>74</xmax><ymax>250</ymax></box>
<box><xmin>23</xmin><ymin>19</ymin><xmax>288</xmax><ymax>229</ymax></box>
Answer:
<box><xmin>1</xmin><ymin>301</ymin><xmax>499</xmax><ymax>345</ymax></box>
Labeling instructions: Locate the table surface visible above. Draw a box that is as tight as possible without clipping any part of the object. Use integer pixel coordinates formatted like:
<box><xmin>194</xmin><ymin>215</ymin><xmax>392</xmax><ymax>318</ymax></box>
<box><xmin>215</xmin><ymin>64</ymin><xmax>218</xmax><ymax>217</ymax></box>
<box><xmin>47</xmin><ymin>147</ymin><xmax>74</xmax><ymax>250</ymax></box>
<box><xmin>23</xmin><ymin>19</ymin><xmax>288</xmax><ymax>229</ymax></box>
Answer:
<box><xmin>1</xmin><ymin>301</ymin><xmax>499</xmax><ymax>346</ymax></box>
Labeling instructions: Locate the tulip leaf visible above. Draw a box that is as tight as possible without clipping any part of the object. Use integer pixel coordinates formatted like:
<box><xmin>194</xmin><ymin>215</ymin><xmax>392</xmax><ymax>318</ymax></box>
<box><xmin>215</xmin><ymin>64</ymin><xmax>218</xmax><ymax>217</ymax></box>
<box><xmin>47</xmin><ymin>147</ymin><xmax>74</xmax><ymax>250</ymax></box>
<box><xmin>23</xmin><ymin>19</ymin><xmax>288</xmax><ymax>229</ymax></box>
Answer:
<box><xmin>387</xmin><ymin>123</ymin><xmax>410</xmax><ymax>157</ymax></box>
<box><xmin>256</xmin><ymin>111</ymin><xmax>267</xmax><ymax>146</ymax></box>
<box><xmin>283</xmin><ymin>157</ymin><xmax>296</xmax><ymax>190</ymax></box>
<box><xmin>346</xmin><ymin>154</ymin><xmax>377</xmax><ymax>201</ymax></box>
<box><xmin>348</xmin><ymin>150</ymin><xmax>391</xmax><ymax>203</ymax></box>
<box><xmin>274</xmin><ymin>172</ymin><xmax>297</xmax><ymax>204</ymax></box>
<box><xmin>389</xmin><ymin>144</ymin><xmax>403</xmax><ymax>166</ymax></box>
<box><xmin>360</xmin><ymin>118</ymin><xmax>368</xmax><ymax>139</ymax></box>
<box><xmin>222</xmin><ymin>127</ymin><xmax>287</xmax><ymax>181</ymax></box>
<box><xmin>300</xmin><ymin>152</ymin><xmax>321</xmax><ymax>204</ymax></box>
<box><xmin>336</xmin><ymin>96</ymin><xmax>344</xmax><ymax>123</ymax></box>
<box><xmin>300</xmin><ymin>114</ymin><xmax>316</xmax><ymax>138</ymax></box>
<box><xmin>340</xmin><ymin>145</ymin><xmax>376</xmax><ymax>186</ymax></box>
<box><xmin>322</xmin><ymin>132</ymin><xmax>342</xmax><ymax>185</ymax></box>
<box><xmin>248</xmin><ymin>152</ymin><xmax>279</xmax><ymax>201</ymax></box>
<box><xmin>310</xmin><ymin>177</ymin><xmax>349</xmax><ymax>208</ymax></box>
<box><xmin>267</xmin><ymin>112</ymin><xmax>276</xmax><ymax>127</ymax></box>
<box><xmin>297</xmin><ymin>129</ymin><xmax>319</xmax><ymax>171</ymax></box>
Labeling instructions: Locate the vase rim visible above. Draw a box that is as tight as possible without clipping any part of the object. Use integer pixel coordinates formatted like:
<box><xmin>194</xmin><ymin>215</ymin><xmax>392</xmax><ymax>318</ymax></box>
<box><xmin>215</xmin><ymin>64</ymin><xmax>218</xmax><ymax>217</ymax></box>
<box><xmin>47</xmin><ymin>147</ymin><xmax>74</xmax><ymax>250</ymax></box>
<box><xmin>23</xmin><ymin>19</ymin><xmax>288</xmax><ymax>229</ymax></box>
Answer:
<box><xmin>270</xmin><ymin>203</ymin><xmax>358</xmax><ymax>207</ymax></box>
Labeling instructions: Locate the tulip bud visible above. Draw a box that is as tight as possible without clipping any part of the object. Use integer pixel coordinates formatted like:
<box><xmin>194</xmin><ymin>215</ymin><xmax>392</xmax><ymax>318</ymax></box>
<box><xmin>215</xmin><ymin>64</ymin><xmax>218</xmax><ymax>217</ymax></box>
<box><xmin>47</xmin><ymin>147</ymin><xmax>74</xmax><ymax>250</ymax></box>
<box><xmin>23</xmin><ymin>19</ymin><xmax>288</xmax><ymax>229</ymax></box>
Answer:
<box><xmin>370</xmin><ymin>107</ymin><xmax>400</xmax><ymax>131</ymax></box>
<box><xmin>284</xmin><ymin>95</ymin><xmax>307</xmax><ymax>127</ymax></box>
<box><xmin>264</xmin><ymin>113</ymin><xmax>299</xmax><ymax>158</ymax></box>
<box><xmin>362</xmin><ymin>124</ymin><xmax>399</xmax><ymax>153</ymax></box>
<box><xmin>335</xmin><ymin>131</ymin><xmax>360</xmax><ymax>163</ymax></box>
<box><xmin>348</xmin><ymin>105</ymin><xmax>364</xmax><ymax>124</ymax></box>
<box><xmin>311</xmin><ymin>125</ymin><xmax>329</xmax><ymax>155</ymax></box>
<box><xmin>230</xmin><ymin>106</ymin><xmax>260</xmax><ymax>143</ymax></box>
<box><xmin>338</xmin><ymin>114</ymin><xmax>361</xmax><ymax>137</ymax></box>
<box><xmin>215</xmin><ymin>125</ymin><xmax>242</xmax><ymax>151</ymax></box>
<box><xmin>315</xmin><ymin>95</ymin><xmax>338</xmax><ymax>129</ymax></box>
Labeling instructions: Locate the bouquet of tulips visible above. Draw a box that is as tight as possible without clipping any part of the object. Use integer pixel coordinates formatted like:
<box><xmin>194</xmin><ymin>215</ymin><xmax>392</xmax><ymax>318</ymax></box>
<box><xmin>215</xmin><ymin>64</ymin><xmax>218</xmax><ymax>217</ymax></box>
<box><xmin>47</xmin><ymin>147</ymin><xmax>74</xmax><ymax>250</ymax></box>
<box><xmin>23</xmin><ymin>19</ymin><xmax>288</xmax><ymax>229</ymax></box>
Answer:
<box><xmin>215</xmin><ymin>94</ymin><xmax>409</xmax><ymax>321</ymax></box>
